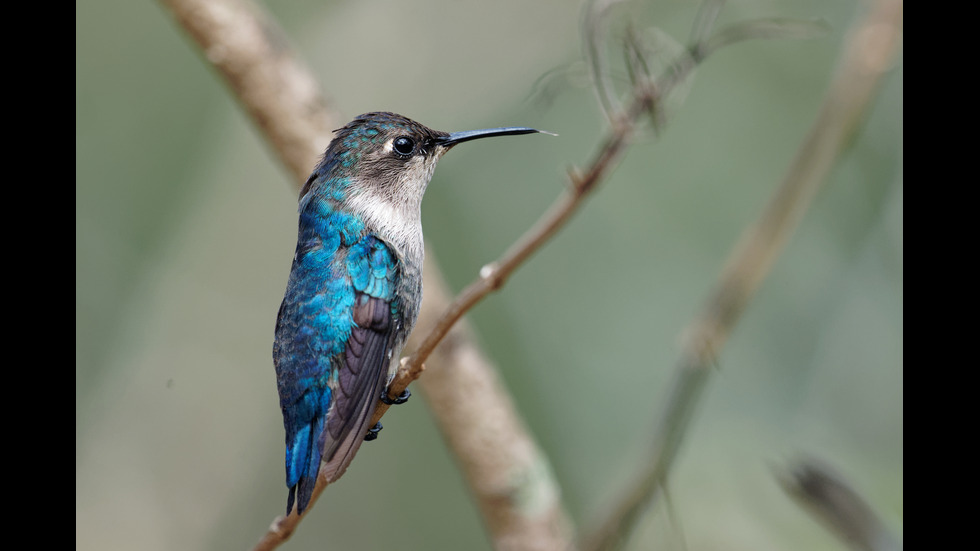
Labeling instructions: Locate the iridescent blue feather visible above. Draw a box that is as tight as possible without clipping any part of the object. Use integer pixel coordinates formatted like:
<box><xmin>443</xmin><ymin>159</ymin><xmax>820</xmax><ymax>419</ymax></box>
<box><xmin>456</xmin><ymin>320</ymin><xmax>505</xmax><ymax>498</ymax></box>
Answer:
<box><xmin>274</xmin><ymin>190</ymin><xmax>400</xmax><ymax>515</ymax></box>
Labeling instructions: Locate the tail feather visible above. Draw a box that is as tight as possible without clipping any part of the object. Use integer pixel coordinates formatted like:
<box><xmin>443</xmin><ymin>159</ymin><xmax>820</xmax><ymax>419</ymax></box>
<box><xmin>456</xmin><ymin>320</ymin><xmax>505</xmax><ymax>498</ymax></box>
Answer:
<box><xmin>294</xmin><ymin>416</ymin><xmax>326</xmax><ymax>514</ymax></box>
<box><xmin>283</xmin><ymin>389</ymin><xmax>330</xmax><ymax>515</ymax></box>
<box><xmin>285</xmin><ymin>424</ymin><xmax>311</xmax><ymax>489</ymax></box>
<box><xmin>285</xmin><ymin>419</ymin><xmax>324</xmax><ymax>515</ymax></box>
<box><xmin>286</xmin><ymin>486</ymin><xmax>296</xmax><ymax>516</ymax></box>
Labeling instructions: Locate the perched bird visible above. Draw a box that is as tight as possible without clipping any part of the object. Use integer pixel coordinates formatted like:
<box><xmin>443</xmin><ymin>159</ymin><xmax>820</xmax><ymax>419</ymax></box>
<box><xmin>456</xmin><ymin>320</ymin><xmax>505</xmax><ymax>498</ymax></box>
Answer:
<box><xmin>274</xmin><ymin>112</ymin><xmax>545</xmax><ymax>515</ymax></box>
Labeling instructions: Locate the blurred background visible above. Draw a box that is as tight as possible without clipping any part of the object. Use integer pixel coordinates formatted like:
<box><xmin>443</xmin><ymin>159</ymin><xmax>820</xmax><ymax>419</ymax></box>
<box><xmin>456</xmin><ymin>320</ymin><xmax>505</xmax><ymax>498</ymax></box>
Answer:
<box><xmin>76</xmin><ymin>0</ymin><xmax>902</xmax><ymax>549</ymax></box>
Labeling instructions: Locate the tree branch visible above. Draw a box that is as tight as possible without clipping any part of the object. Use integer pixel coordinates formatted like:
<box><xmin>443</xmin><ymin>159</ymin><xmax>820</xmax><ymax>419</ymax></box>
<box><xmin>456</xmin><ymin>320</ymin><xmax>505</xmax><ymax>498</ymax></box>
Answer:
<box><xmin>378</xmin><ymin>87</ymin><xmax>653</xmax><ymax>413</ymax></box>
<box><xmin>158</xmin><ymin>0</ymin><xmax>339</xmax><ymax>182</ymax></box>
<box><xmin>409</xmin><ymin>253</ymin><xmax>576</xmax><ymax>551</ymax></box>
<box><xmin>582</xmin><ymin>2</ymin><xmax>903</xmax><ymax>549</ymax></box>
<box><xmin>373</xmin><ymin>4</ymin><xmax>823</xmax><ymax>548</ymax></box>
<box><xmin>157</xmin><ymin>0</ymin><xmax>574</xmax><ymax>549</ymax></box>
<box><xmin>381</xmin><ymin>0</ymin><xmax>751</xmax><ymax>419</ymax></box>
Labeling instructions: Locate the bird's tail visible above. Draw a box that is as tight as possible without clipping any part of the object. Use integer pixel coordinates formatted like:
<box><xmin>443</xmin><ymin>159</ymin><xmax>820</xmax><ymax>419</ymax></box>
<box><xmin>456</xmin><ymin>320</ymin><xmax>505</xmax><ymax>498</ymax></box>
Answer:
<box><xmin>284</xmin><ymin>392</ymin><xmax>330</xmax><ymax>515</ymax></box>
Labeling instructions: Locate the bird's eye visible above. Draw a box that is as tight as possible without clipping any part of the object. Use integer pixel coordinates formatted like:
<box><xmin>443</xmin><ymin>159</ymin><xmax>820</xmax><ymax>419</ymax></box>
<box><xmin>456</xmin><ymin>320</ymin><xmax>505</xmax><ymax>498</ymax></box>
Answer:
<box><xmin>392</xmin><ymin>137</ymin><xmax>415</xmax><ymax>156</ymax></box>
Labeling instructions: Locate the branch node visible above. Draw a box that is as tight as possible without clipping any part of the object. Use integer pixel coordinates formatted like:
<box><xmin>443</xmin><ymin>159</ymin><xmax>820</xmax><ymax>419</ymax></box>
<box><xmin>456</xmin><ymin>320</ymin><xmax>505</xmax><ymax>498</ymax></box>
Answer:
<box><xmin>479</xmin><ymin>262</ymin><xmax>504</xmax><ymax>290</ymax></box>
<box><xmin>396</xmin><ymin>355</ymin><xmax>414</xmax><ymax>378</ymax></box>
<box><xmin>268</xmin><ymin>517</ymin><xmax>284</xmax><ymax>534</ymax></box>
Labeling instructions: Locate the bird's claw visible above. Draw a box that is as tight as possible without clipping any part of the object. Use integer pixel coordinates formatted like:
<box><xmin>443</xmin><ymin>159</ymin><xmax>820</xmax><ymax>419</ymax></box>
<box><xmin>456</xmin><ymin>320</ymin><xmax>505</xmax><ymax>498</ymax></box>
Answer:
<box><xmin>380</xmin><ymin>388</ymin><xmax>411</xmax><ymax>405</ymax></box>
<box><xmin>366</xmin><ymin>389</ymin><xmax>409</xmax><ymax>442</ymax></box>
<box><xmin>364</xmin><ymin>422</ymin><xmax>383</xmax><ymax>442</ymax></box>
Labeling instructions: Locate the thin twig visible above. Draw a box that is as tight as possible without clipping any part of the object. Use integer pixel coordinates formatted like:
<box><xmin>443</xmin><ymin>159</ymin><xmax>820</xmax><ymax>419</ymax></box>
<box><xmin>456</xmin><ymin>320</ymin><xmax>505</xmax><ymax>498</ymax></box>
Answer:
<box><xmin>583</xmin><ymin>0</ymin><xmax>630</xmax><ymax>122</ymax></box>
<box><xmin>383</xmin><ymin>0</ymin><xmax>742</xmax><ymax>409</ymax></box>
<box><xmin>158</xmin><ymin>0</ymin><xmax>574</xmax><ymax>549</ymax></box>
<box><xmin>775</xmin><ymin>455</ymin><xmax>902</xmax><ymax>551</ymax></box>
<box><xmin>688</xmin><ymin>0</ymin><xmax>726</xmax><ymax>48</ymax></box>
<box><xmin>377</xmin><ymin>86</ymin><xmax>654</xmax><ymax>419</ymax></box>
<box><xmin>704</xmin><ymin>17</ymin><xmax>831</xmax><ymax>58</ymax></box>
<box><xmin>384</xmin><ymin>0</ymin><xmax>829</xmax><ymax>434</ymax></box>
<box><xmin>582</xmin><ymin>1</ymin><xmax>902</xmax><ymax>549</ymax></box>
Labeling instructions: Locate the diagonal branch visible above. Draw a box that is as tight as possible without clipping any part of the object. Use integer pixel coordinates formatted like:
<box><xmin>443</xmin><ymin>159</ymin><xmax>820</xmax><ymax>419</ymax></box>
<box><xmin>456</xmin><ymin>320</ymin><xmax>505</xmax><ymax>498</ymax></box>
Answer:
<box><xmin>382</xmin><ymin>0</ymin><xmax>830</xmax><ymax>443</ymax></box>
<box><xmin>380</xmin><ymin>0</ymin><xmax>728</xmax><ymax>417</ymax></box>
<box><xmin>582</xmin><ymin>2</ymin><xmax>903</xmax><ymax>550</ymax></box>
<box><xmin>158</xmin><ymin>0</ymin><xmax>339</xmax><ymax>183</ymax></box>
<box><xmin>371</xmin><ymin>6</ymin><xmax>830</xmax><ymax>549</ymax></box>
<box><xmin>377</xmin><ymin>88</ymin><xmax>654</xmax><ymax>415</ymax></box>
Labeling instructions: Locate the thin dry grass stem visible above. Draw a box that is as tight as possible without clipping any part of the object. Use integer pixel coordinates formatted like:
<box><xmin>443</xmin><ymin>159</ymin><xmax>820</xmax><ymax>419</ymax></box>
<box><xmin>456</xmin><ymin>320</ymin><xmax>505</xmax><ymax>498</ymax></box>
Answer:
<box><xmin>581</xmin><ymin>2</ymin><xmax>902</xmax><ymax>550</ymax></box>
<box><xmin>774</xmin><ymin>456</ymin><xmax>902</xmax><ymax>551</ymax></box>
<box><xmin>584</xmin><ymin>0</ymin><xmax>630</xmax><ymax>122</ymax></box>
<box><xmin>704</xmin><ymin>17</ymin><xmax>831</xmax><ymax>57</ymax></box>
<box><xmin>689</xmin><ymin>0</ymin><xmax>726</xmax><ymax>48</ymax></box>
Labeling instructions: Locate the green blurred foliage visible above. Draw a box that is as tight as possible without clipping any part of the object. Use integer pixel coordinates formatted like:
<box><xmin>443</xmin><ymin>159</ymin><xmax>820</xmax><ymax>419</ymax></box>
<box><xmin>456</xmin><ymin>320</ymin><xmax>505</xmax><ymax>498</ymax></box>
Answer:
<box><xmin>76</xmin><ymin>0</ymin><xmax>902</xmax><ymax>549</ymax></box>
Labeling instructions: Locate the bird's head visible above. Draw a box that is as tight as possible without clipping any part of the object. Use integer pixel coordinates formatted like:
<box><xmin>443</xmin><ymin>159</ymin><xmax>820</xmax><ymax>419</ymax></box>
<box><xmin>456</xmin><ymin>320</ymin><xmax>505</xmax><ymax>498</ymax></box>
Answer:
<box><xmin>300</xmin><ymin>112</ymin><xmax>546</xmax><ymax>257</ymax></box>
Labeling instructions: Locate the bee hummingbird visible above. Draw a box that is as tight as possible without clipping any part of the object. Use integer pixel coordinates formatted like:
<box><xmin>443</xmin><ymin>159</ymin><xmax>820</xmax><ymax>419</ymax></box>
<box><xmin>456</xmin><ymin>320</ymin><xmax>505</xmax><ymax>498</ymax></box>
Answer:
<box><xmin>274</xmin><ymin>112</ymin><xmax>546</xmax><ymax>515</ymax></box>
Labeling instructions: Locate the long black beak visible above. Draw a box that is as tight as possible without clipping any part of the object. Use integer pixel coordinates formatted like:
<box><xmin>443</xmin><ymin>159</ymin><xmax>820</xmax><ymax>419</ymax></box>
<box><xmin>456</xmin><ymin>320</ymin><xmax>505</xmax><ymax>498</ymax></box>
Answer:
<box><xmin>434</xmin><ymin>126</ymin><xmax>552</xmax><ymax>147</ymax></box>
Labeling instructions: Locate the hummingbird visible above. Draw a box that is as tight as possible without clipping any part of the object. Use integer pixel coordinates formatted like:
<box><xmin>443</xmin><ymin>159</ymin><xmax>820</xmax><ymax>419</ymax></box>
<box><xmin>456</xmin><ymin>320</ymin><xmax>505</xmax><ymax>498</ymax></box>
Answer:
<box><xmin>274</xmin><ymin>112</ymin><xmax>546</xmax><ymax>515</ymax></box>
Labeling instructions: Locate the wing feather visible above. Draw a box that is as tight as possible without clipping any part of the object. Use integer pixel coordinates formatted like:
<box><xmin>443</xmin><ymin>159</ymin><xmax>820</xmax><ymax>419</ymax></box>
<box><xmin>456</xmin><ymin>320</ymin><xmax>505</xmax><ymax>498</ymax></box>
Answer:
<box><xmin>320</xmin><ymin>293</ymin><xmax>393</xmax><ymax>482</ymax></box>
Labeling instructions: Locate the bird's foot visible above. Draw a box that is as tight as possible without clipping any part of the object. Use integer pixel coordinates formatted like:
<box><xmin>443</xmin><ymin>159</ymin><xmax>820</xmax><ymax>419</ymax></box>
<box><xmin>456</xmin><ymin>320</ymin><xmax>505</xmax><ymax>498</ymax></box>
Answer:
<box><xmin>380</xmin><ymin>388</ymin><xmax>411</xmax><ymax>405</ymax></box>
<box><xmin>364</xmin><ymin>422</ymin><xmax>383</xmax><ymax>442</ymax></box>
